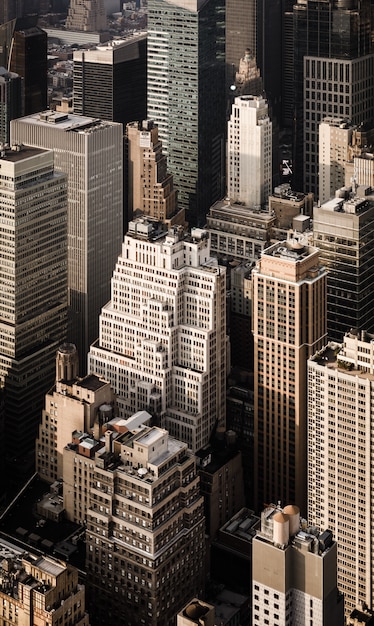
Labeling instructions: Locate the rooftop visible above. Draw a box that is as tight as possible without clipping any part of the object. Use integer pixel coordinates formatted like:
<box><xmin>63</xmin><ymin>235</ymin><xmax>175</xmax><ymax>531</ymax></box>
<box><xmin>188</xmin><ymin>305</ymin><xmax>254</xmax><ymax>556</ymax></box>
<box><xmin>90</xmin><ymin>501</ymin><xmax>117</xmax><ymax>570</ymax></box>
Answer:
<box><xmin>15</xmin><ymin>110</ymin><xmax>118</xmax><ymax>132</ymax></box>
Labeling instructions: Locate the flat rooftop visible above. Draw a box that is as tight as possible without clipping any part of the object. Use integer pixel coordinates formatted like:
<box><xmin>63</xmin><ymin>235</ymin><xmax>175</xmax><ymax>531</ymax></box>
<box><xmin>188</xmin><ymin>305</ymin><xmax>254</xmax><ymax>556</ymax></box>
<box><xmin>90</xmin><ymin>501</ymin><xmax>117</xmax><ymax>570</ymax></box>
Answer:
<box><xmin>0</xmin><ymin>146</ymin><xmax>48</xmax><ymax>162</ymax></box>
<box><xmin>14</xmin><ymin>110</ymin><xmax>116</xmax><ymax>132</ymax></box>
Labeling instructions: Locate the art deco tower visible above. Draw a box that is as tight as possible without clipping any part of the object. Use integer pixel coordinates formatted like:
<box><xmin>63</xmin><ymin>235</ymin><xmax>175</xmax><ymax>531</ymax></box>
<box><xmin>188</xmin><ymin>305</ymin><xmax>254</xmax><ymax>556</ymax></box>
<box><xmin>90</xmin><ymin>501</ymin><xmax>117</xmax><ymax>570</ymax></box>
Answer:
<box><xmin>147</xmin><ymin>0</ymin><xmax>226</xmax><ymax>226</ymax></box>
<box><xmin>89</xmin><ymin>218</ymin><xmax>226</xmax><ymax>453</ymax></box>
<box><xmin>252</xmin><ymin>235</ymin><xmax>327</xmax><ymax>512</ymax></box>
<box><xmin>66</xmin><ymin>0</ymin><xmax>107</xmax><ymax>32</ymax></box>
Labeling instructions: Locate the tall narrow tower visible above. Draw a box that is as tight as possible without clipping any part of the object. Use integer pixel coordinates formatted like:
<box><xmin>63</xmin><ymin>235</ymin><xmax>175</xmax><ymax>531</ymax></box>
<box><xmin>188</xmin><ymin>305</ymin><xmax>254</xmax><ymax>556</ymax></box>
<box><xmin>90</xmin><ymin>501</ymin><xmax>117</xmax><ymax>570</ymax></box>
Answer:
<box><xmin>0</xmin><ymin>145</ymin><xmax>67</xmax><ymax>473</ymax></box>
<box><xmin>11</xmin><ymin>111</ymin><xmax>123</xmax><ymax>374</ymax></box>
<box><xmin>252</xmin><ymin>235</ymin><xmax>327</xmax><ymax>512</ymax></box>
<box><xmin>147</xmin><ymin>0</ymin><xmax>226</xmax><ymax>226</ymax></box>
<box><xmin>227</xmin><ymin>95</ymin><xmax>272</xmax><ymax>209</ymax></box>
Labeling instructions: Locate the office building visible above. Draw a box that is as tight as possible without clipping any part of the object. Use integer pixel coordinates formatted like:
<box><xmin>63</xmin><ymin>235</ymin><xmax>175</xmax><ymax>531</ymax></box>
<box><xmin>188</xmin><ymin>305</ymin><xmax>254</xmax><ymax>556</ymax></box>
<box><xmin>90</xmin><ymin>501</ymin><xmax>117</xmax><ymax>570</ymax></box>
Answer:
<box><xmin>36</xmin><ymin>343</ymin><xmax>116</xmax><ymax>484</ymax></box>
<box><xmin>252</xmin><ymin>234</ymin><xmax>327</xmax><ymax>512</ymax></box>
<box><xmin>308</xmin><ymin>330</ymin><xmax>374</xmax><ymax>615</ymax></box>
<box><xmin>126</xmin><ymin>119</ymin><xmax>185</xmax><ymax>228</ymax></box>
<box><xmin>319</xmin><ymin>118</ymin><xmax>356</xmax><ymax>204</ymax></box>
<box><xmin>89</xmin><ymin>218</ymin><xmax>226</xmax><ymax>453</ymax></box>
<box><xmin>292</xmin><ymin>0</ymin><xmax>374</xmax><ymax>195</ymax></box>
<box><xmin>252</xmin><ymin>503</ymin><xmax>344</xmax><ymax>625</ymax></box>
<box><xmin>226</xmin><ymin>0</ymin><xmax>256</xmax><ymax>85</ymax></box>
<box><xmin>11</xmin><ymin>111</ymin><xmax>123</xmax><ymax>373</ymax></box>
<box><xmin>73</xmin><ymin>33</ymin><xmax>147</xmax><ymax>126</ymax></box>
<box><xmin>269</xmin><ymin>184</ymin><xmax>314</xmax><ymax>227</ymax></box>
<box><xmin>0</xmin><ymin>145</ymin><xmax>67</xmax><ymax>473</ymax></box>
<box><xmin>0</xmin><ymin>540</ymin><xmax>90</xmax><ymax>625</ymax></box>
<box><xmin>10</xmin><ymin>20</ymin><xmax>48</xmax><ymax>115</ymax></box>
<box><xmin>0</xmin><ymin>67</ymin><xmax>23</xmax><ymax>144</ymax></box>
<box><xmin>85</xmin><ymin>425</ymin><xmax>205</xmax><ymax>625</ymax></box>
<box><xmin>228</xmin><ymin>95</ymin><xmax>272</xmax><ymax>209</ymax></box>
<box><xmin>147</xmin><ymin>0</ymin><xmax>226</xmax><ymax>226</ymax></box>
<box><xmin>313</xmin><ymin>186</ymin><xmax>374</xmax><ymax>341</ymax></box>
<box><xmin>206</xmin><ymin>200</ymin><xmax>275</xmax><ymax>263</ymax></box>
<box><xmin>233</xmin><ymin>49</ymin><xmax>263</xmax><ymax>97</ymax></box>
<box><xmin>66</xmin><ymin>0</ymin><xmax>107</xmax><ymax>32</ymax></box>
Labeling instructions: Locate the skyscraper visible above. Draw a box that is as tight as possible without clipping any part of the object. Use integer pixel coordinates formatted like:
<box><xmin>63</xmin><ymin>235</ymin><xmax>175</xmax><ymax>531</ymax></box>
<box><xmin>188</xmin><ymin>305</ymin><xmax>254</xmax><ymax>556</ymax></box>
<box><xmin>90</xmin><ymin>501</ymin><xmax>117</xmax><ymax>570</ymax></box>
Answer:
<box><xmin>0</xmin><ymin>67</ymin><xmax>23</xmax><ymax>144</ymax></box>
<box><xmin>313</xmin><ymin>186</ymin><xmax>374</xmax><ymax>341</ymax></box>
<box><xmin>227</xmin><ymin>95</ymin><xmax>272</xmax><ymax>209</ymax></box>
<box><xmin>85</xmin><ymin>425</ymin><xmax>206</xmax><ymax>625</ymax></box>
<box><xmin>73</xmin><ymin>34</ymin><xmax>147</xmax><ymax>126</ymax></box>
<box><xmin>292</xmin><ymin>0</ymin><xmax>374</xmax><ymax>195</ymax></box>
<box><xmin>66</xmin><ymin>0</ymin><xmax>107</xmax><ymax>32</ymax></box>
<box><xmin>308</xmin><ymin>330</ymin><xmax>374</xmax><ymax>615</ymax></box>
<box><xmin>10</xmin><ymin>20</ymin><xmax>48</xmax><ymax>115</ymax></box>
<box><xmin>225</xmin><ymin>0</ymin><xmax>256</xmax><ymax>84</ymax></box>
<box><xmin>11</xmin><ymin>111</ymin><xmax>123</xmax><ymax>373</ymax></box>
<box><xmin>0</xmin><ymin>145</ymin><xmax>67</xmax><ymax>472</ymax></box>
<box><xmin>89</xmin><ymin>218</ymin><xmax>226</xmax><ymax>453</ymax></box>
<box><xmin>147</xmin><ymin>0</ymin><xmax>226</xmax><ymax>226</ymax></box>
<box><xmin>252</xmin><ymin>503</ymin><xmax>344</xmax><ymax>625</ymax></box>
<box><xmin>252</xmin><ymin>234</ymin><xmax>327</xmax><ymax>512</ymax></box>
<box><xmin>318</xmin><ymin>117</ymin><xmax>356</xmax><ymax>204</ymax></box>
<box><xmin>126</xmin><ymin>119</ymin><xmax>185</xmax><ymax>228</ymax></box>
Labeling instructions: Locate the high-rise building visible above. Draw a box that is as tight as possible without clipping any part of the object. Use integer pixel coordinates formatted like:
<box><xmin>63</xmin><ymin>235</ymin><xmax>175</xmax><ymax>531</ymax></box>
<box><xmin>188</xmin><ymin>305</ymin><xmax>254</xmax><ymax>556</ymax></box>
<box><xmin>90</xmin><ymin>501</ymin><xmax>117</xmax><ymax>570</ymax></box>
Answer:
<box><xmin>227</xmin><ymin>95</ymin><xmax>272</xmax><ymax>209</ymax></box>
<box><xmin>0</xmin><ymin>67</ymin><xmax>23</xmax><ymax>144</ymax></box>
<box><xmin>0</xmin><ymin>0</ymin><xmax>23</xmax><ymax>22</ymax></box>
<box><xmin>0</xmin><ymin>539</ymin><xmax>90</xmax><ymax>625</ymax></box>
<box><xmin>73</xmin><ymin>34</ymin><xmax>147</xmax><ymax>126</ymax></box>
<box><xmin>10</xmin><ymin>19</ymin><xmax>48</xmax><ymax>115</ymax></box>
<box><xmin>66</xmin><ymin>0</ymin><xmax>107</xmax><ymax>32</ymax></box>
<box><xmin>11</xmin><ymin>111</ymin><xmax>123</xmax><ymax>373</ymax></box>
<box><xmin>36</xmin><ymin>343</ymin><xmax>116</xmax><ymax>484</ymax></box>
<box><xmin>307</xmin><ymin>329</ymin><xmax>374</xmax><ymax>615</ymax></box>
<box><xmin>147</xmin><ymin>0</ymin><xmax>226</xmax><ymax>226</ymax></box>
<box><xmin>252</xmin><ymin>503</ymin><xmax>344</xmax><ymax>625</ymax></box>
<box><xmin>319</xmin><ymin>117</ymin><xmax>356</xmax><ymax>204</ymax></box>
<box><xmin>0</xmin><ymin>145</ymin><xmax>67</xmax><ymax>473</ymax></box>
<box><xmin>252</xmin><ymin>234</ymin><xmax>327</xmax><ymax>512</ymax></box>
<box><xmin>89</xmin><ymin>218</ymin><xmax>226</xmax><ymax>453</ymax></box>
<box><xmin>313</xmin><ymin>186</ymin><xmax>374</xmax><ymax>341</ymax></box>
<box><xmin>293</xmin><ymin>0</ymin><xmax>374</xmax><ymax>196</ymax></box>
<box><xmin>126</xmin><ymin>119</ymin><xmax>185</xmax><ymax>228</ymax></box>
<box><xmin>225</xmin><ymin>0</ymin><xmax>256</xmax><ymax>85</ymax></box>
<box><xmin>85</xmin><ymin>425</ymin><xmax>206</xmax><ymax>625</ymax></box>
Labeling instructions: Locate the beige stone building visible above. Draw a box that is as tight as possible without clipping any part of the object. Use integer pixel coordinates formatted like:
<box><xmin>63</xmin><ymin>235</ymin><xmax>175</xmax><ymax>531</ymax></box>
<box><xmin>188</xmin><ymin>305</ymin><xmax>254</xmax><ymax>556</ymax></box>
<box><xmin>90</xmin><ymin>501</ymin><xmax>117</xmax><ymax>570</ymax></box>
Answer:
<box><xmin>252</xmin><ymin>234</ymin><xmax>327</xmax><ymax>512</ymax></box>
<box><xmin>252</xmin><ymin>503</ymin><xmax>344</xmax><ymax>625</ymax></box>
<box><xmin>36</xmin><ymin>343</ymin><xmax>116</xmax><ymax>483</ymax></box>
<box><xmin>126</xmin><ymin>120</ymin><xmax>185</xmax><ymax>227</ymax></box>
<box><xmin>85</xmin><ymin>425</ymin><xmax>205</xmax><ymax>625</ymax></box>
<box><xmin>66</xmin><ymin>0</ymin><xmax>106</xmax><ymax>32</ymax></box>
<box><xmin>0</xmin><ymin>539</ymin><xmax>89</xmax><ymax>625</ymax></box>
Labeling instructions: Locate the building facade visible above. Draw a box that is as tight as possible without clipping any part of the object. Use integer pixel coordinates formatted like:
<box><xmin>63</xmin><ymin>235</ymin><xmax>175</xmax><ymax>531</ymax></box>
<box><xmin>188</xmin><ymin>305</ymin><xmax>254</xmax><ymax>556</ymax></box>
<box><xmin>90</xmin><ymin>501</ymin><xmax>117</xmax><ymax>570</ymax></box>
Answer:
<box><xmin>292</xmin><ymin>0</ymin><xmax>373</xmax><ymax>196</ymax></box>
<box><xmin>313</xmin><ymin>186</ymin><xmax>374</xmax><ymax>341</ymax></box>
<box><xmin>228</xmin><ymin>95</ymin><xmax>272</xmax><ymax>209</ymax></box>
<box><xmin>126</xmin><ymin>119</ymin><xmax>184</xmax><ymax>228</ymax></box>
<box><xmin>36</xmin><ymin>343</ymin><xmax>116</xmax><ymax>484</ymax></box>
<box><xmin>0</xmin><ymin>146</ymin><xmax>67</xmax><ymax>471</ymax></box>
<box><xmin>318</xmin><ymin>117</ymin><xmax>356</xmax><ymax>204</ymax></box>
<box><xmin>85</xmin><ymin>425</ymin><xmax>206</xmax><ymax>625</ymax></box>
<box><xmin>66</xmin><ymin>0</ymin><xmax>107</xmax><ymax>32</ymax></box>
<box><xmin>11</xmin><ymin>111</ymin><xmax>123</xmax><ymax>373</ymax></box>
<box><xmin>89</xmin><ymin>218</ymin><xmax>227</xmax><ymax>454</ymax></box>
<box><xmin>252</xmin><ymin>235</ymin><xmax>327</xmax><ymax>512</ymax></box>
<box><xmin>0</xmin><ymin>68</ymin><xmax>23</xmax><ymax>144</ymax></box>
<box><xmin>0</xmin><ymin>540</ymin><xmax>89</xmax><ymax>626</ymax></box>
<box><xmin>252</xmin><ymin>503</ymin><xmax>344</xmax><ymax>625</ymax></box>
<box><xmin>308</xmin><ymin>330</ymin><xmax>374</xmax><ymax>615</ymax></box>
<box><xmin>73</xmin><ymin>34</ymin><xmax>147</xmax><ymax>126</ymax></box>
<box><xmin>147</xmin><ymin>0</ymin><xmax>226</xmax><ymax>226</ymax></box>
<box><xmin>10</xmin><ymin>22</ymin><xmax>48</xmax><ymax>115</ymax></box>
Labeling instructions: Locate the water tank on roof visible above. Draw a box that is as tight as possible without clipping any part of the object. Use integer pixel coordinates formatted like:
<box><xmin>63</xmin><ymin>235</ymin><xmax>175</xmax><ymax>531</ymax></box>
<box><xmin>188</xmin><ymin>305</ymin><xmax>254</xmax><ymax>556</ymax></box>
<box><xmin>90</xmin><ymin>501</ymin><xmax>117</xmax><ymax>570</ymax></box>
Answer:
<box><xmin>273</xmin><ymin>511</ymin><xmax>290</xmax><ymax>545</ymax></box>
<box><xmin>99</xmin><ymin>404</ymin><xmax>113</xmax><ymax>423</ymax></box>
<box><xmin>283</xmin><ymin>504</ymin><xmax>300</xmax><ymax>536</ymax></box>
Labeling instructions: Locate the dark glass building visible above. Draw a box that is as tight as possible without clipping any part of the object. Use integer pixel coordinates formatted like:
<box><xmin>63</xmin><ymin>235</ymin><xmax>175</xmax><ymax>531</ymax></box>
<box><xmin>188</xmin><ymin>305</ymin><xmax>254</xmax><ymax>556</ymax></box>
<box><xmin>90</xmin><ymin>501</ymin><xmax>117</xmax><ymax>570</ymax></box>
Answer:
<box><xmin>147</xmin><ymin>0</ymin><xmax>226</xmax><ymax>226</ymax></box>
<box><xmin>0</xmin><ymin>67</ymin><xmax>23</xmax><ymax>144</ymax></box>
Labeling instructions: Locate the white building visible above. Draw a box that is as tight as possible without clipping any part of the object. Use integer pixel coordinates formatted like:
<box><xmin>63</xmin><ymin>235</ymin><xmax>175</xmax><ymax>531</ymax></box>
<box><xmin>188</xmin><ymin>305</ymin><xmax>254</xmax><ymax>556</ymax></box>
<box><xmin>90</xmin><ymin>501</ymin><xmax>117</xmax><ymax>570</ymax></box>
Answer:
<box><xmin>227</xmin><ymin>95</ymin><xmax>272</xmax><ymax>209</ymax></box>
<box><xmin>318</xmin><ymin>117</ymin><xmax>355</xmax><ymax>204</ymax></box>
<box><xmin>11</xmin><ymin>111</ymin><xmax>123</xmax><ymax>373</ymax></box>
<box><xmin>308</xmin><ymin>329</ymin><xmax>374</xmax><ymax>616</ymax></box>
<box><xmin>88</xmin><ymin>218</ymin><xmax>227</xmax><ymax>453</ymax></box>
<box><xmin>252</xmin><ymin>503</ymin><xmax>344</xmax><ymax>625</ymax></box>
